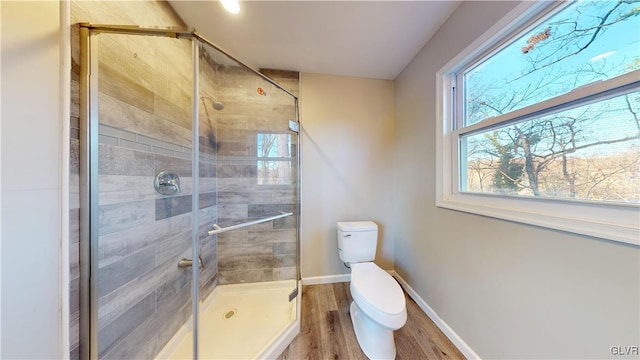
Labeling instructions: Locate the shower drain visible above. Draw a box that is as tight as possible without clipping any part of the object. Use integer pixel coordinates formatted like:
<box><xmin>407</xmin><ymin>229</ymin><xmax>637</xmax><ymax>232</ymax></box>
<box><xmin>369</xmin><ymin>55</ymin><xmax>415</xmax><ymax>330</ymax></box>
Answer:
<box><xmin>222</xmin><ymin>308</ymin><xmax>237</xmax><ymax>320</ymax></box>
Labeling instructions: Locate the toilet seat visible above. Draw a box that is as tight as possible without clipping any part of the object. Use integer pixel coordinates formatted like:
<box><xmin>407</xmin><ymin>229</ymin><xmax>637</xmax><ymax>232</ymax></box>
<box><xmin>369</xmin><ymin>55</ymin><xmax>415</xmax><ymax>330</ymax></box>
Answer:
<box><xmin>350</xmin><ymin>262</ymin><xmax>407</xmax><ymax>330</ymax></box>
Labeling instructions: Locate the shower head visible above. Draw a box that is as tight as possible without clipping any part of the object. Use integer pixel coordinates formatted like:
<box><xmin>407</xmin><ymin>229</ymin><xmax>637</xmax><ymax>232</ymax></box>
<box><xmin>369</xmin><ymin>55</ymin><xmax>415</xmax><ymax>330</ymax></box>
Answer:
<box><xmin>211</xmin><ymin>99</ymin><xmax>224</xmax><ymax>111</ymax></box>
<box><xmin>202</xmin><ymin>96</ymin><xmax>224</xmax><ymax>111</ymax></box>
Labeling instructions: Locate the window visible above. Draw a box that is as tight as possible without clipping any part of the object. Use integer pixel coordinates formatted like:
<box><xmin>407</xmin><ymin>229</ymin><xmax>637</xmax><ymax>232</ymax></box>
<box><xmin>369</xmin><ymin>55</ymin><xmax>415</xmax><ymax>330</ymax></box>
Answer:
<box><xmin>257</xmin><ymin>133</ymin><xmax>292</xmax><ymax>185</ymax></box>
<box><xmin>437</xmin><ymin>1</ymin><xmax>639</xmax><ymax>244</ymax></box>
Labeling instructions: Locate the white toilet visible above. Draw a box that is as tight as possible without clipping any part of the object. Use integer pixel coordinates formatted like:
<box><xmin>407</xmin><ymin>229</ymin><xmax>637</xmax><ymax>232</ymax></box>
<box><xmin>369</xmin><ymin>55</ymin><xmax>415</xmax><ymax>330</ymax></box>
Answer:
<box><xmin>337</xmin><ymin>221</ymin><xmax>407</xmax><ymax>360</ymax></box>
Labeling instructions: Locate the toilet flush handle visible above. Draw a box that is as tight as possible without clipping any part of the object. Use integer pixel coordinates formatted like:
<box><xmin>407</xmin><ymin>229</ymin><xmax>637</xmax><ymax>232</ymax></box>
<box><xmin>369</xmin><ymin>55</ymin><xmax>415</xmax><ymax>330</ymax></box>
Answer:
<box><xmin>345</xmin><ymin>234</ymin><xmax>351</xmax><ymax>238</ymax></box>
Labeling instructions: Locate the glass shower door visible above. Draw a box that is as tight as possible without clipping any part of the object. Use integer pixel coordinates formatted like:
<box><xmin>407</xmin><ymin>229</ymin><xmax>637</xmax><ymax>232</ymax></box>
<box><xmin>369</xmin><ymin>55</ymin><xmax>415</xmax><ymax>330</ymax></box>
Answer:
<box><xmin>196</xmin><ymin>41</ymin><xmax>300</xmax><ymax>358</ymax></box>
<box><xmin>86</xmin><ymin>30</ymin><xmax>198</xmax><ymax>359</ymax></box>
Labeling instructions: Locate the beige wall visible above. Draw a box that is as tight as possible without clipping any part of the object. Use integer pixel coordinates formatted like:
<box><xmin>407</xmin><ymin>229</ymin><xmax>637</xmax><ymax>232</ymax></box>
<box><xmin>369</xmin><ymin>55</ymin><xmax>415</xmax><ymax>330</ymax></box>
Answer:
<box><xmin>393</xmin><ymin>1</ymin><xmax>640</xmax><ymax>359</ymax></box>
<box><xmin>1</xmin><ymin>1</ymin><xmax>63</xmax><ymax>358</ymax></box>
<box><xmin>299</xmin><ymin>73</ymin><xmax>395</xmax><ymax>279</ymax></box>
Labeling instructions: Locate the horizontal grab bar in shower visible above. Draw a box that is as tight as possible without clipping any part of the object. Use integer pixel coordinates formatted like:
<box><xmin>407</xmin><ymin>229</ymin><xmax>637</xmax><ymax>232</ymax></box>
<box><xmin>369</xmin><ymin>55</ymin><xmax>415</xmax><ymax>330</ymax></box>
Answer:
<box><xmin>208</xmin><ymin>212</ymin><xmax>293</xmax><ymax>236</ymax></box>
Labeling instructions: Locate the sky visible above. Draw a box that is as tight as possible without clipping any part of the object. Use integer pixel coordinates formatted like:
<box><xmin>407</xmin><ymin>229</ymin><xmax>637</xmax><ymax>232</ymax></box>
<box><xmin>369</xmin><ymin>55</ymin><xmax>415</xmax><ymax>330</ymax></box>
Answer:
<box><xmin>464</xmin><ymin>0</ymin><xmax>640</xmax><ymax>126</ymax></box>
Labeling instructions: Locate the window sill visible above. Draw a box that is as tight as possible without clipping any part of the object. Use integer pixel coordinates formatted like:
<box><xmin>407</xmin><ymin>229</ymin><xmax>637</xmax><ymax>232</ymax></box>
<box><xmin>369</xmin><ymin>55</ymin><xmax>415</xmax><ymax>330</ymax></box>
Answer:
<box><xmin>436</xmin><ymin>194</ymin><xmax>640</xmax><ymax>246</ymax></box>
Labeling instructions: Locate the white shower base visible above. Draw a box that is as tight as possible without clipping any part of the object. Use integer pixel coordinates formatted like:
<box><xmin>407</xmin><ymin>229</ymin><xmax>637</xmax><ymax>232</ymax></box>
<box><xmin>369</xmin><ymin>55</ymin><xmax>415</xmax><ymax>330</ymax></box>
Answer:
<box><xmin>156</xmin><ymin>280</ymin><xmax>300</xmax><ymax>360</ymax></box>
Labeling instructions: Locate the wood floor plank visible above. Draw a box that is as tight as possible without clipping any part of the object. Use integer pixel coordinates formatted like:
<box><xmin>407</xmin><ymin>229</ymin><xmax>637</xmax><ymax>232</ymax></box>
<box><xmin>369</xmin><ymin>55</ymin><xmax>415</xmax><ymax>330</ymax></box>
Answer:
<box><xmin>402</xmin><ymin>294</ymin><xmax>465</xmax><ymax>360</ymax></box>
<box><xmin>279</xmin><ymin>285</ymin><xmax>321</xmax><ymax>360</ymax></box>
<box><xmin>331</xmin><ymin>281</ymin><xmax>351</xmax><ymax>315</ymax></box>
<box><xmin>320</xmin><ymin>283</ymin><xmax>339</xmax><ymax>312</ymax></box>
<box><xmin>279</xmin><ymin>282</ymin><xmax>465</xmax><ymax>360</ymax></box>
<box><xmin>395</xmin><ymin>331</ymin><xmax>429</xmax><ymax>360</ymax></box>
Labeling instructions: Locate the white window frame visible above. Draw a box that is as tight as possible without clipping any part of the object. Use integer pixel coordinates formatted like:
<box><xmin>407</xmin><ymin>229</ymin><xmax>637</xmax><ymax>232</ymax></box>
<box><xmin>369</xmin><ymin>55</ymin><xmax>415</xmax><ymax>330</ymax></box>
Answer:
<box><xmin>436</xmin><ymin>1</ymin><xmax>640</xmax><ymax>245</ymax></box>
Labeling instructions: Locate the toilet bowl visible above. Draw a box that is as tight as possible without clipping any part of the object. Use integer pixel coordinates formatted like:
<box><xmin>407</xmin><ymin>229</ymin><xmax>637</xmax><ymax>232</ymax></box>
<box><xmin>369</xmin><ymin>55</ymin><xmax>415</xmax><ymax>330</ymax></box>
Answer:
<box><xmin>337</xmin><ymin>221</ymin><xmax>407</xmax><ymax>359</ymax></box>
<box><xmin>350</xmin><ymin>262</ymin><xmax>407</xmax><ymax>359</ymax></box>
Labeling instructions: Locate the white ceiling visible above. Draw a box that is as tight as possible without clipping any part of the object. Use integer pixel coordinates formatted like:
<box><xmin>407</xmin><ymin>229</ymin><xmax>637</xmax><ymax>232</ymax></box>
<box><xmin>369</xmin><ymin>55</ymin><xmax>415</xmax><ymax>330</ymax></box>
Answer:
<box><xmin>168</xmin><ymin>1</ymin><xmax>461</xmax><ymax>80</ymax></box>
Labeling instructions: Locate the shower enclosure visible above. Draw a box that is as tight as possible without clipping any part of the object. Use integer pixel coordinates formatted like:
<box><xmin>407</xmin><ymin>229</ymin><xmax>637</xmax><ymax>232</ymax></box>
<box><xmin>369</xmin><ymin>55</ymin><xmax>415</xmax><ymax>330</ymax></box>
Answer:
<box><xmin>78</xmin><ymin>24</ymin><xmax>300</xmax><ymax>359</ymax></box>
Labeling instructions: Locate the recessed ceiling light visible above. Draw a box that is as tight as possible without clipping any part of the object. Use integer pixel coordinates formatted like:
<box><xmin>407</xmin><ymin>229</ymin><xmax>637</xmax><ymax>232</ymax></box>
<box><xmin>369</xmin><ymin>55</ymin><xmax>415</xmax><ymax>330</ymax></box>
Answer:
<box><xmin>220</xmin><ymin>0</ymin><xmax>240</xmax><ymax>14</ymax></box>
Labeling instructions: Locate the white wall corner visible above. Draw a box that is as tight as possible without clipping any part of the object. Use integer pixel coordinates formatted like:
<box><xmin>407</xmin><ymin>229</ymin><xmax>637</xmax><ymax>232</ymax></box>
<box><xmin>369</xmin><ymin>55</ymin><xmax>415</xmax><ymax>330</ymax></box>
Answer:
<box><xmin>59</xmin><ymin>1</ymin><xmax>72</xmax><ymax>359</ymax></box>
<box><xmin>0</xmin><ymin>3</ymin><xmax>3</xmax><ymax>355</ymax></box>
<box><xmin>390</xmin><ymin>271</ymin><xmax>482</xmax><ymax>360</ymax></box>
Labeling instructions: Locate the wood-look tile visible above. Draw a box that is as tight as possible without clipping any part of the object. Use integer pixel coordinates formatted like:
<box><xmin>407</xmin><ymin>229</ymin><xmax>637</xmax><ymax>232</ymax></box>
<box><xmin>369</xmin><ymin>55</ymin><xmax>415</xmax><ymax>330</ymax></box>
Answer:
<box><xmin>98</xmin><ymin>199</ymin><xmax>156</xmax><ymax>235</ymax></box>
<box><xmin>217</xmin><ymin>164</ymin><xmax>258</xmax><ymax>178</ymax></box>
<box><xmin>248</xmin><ymin>203</ymin><xmax>296</xmax><ymax>219</ymax></box>
<box><xmin>98</xmin><ymin>93</ymin><xmax>192</xmax><ymax>148</ymax></box>
<box><xmin>217</xmin><ymin>269</ymin><xmax>273</xmax><ymax>285</ymax></box>
<box><xmin>216</xmin><ymin>114</ymin><xmax>249</xmax><ymax>130</ymax></box>
<box><xmin>98</xmin><ymin>63</ymin><xmax>155</xmax><ymax>114</ymax></box>
<box><xmin>69</xmin><ymin>172</ymin><xmax>80</xmax><ymax>210</ymax></box>
<box><xmin>71</xmin><ymin>79</ymin><xmax>80</xmax><ymax>118</ymax></box>
<box><xmin>199</xmin><ymin>161</ymin><xmax>217</xmax><ymax>178</ymax></box>
<box><xmin>69</xmin><ymin>345</ymin><xmax>79</xmax><ymax>360</ymax></box>
<box><xmin>216</xmin><ymin>204</ymin><xmax>248</xmax><ymax>227</ymax></box>
<box><xmin>70</xmin><ymin>139</ymin><xmax>80</xmax><ymax>175</ymax></box>
<box><xmin>273</xmin><ymin>241</ymin><xmax>296</xmax><ymax>255</ymax></box>
<box><xmin>99</xmin><ymin>175</ymin><xmax>184</xmax><ymax>206</ymax></box>
<box><xmin>69</xmin><ymin>308</ymin><xmax>80</xmax><ymax>350</ymax></box>
<box><xmin>217</xmin><ymin>141</ymin><xmax>251</xmax><ymax>156</ymax></box>
<box><xmin>395</xmin><ymin>332</ymin><xmax>429</xmax><ymax>360</ymax></box>
<box><xmin>154</xmin><ymin>269</ymin><xmax>191</xmax><ymax>311</ymax></box>
<box><xmin>218</xmin><ymin>254</ymin><xmax>296</xmax><ymax>271</ymax></box>
<box><xmin>97</xmin><ymin>255</ymin><xmax>183</xmax><ymax>328</ymax></box>
<box><xmin>217</xmin><ymin>190</ymin><xmax>249</xmax><ymax>204</ymax></box>
<box><xmin>154</xmin><ymin>153</ymin><xmax>193</xmax><ymax>178</ymax></box>
<box><xmin>199</xmin><ymin>136</ymin><xmax>218</xmax><ymax>158</ymax></box>
<box><xmin>218</xmin><ymin>242</ymin><xmax>273</xmax><ymax>258</ymax></box>
<box><xmin>273</xmin><ymin>215</ymin><xmax>297</xmax><ymax>230</ymax></box>
<box><xmin>247</xmin><ymin>229</ymin><xmax>296</xmax><ymax>243</ymax></box>
<box><xmin>155</xmin><ymin>195</ymin><xmax>193</xmax><ymax>221</ymax></box>
<box><xmin>69</xmin><ymin>207</ymin><xmax>80</xmax><ymax>239</ymax></box>
<box><xmin>405</xmin><ymin>294</ymin><xmax>465</xmax><ymax>360</ymax></box>
<box><xmin>199</xmin><ymin>191</ymin><xmax>216</xmax><ymax>208</ymax></box>
<box><xmin>154</xmin><ymin>230</ymin><xmax>191</xmax><ymax>266</ymax></box>
<box><xmin>99</xmin><ymin>211</ymin><xmax>192</xmax><ymax>268</ymax></box>
<box><xmin>98</xmin><ymin>292</ymin><xmax>155</xmax><ymax>356</ymax></box>
<box><xmin>199</xmin><ymin>177</ymin><xmax>217</xmax><ymax>193</ymax></box>
<box><xmin>272</xmin><ymin>266</ymin><xmax>297</xmax><ymax>281</ymax></box>
<box><xmin>270</xmin><ymin>189</ymin><xmax>297</xmax><ymax>204</ymax></box>
<box><xmin>101</xmin><ymin>284</ymin><xmax>191</xmax><ymax>360</ymax></box>
<box><xmin>99</xmin><ymin>144</ymin><xmax>156</xmax><ymax>177</ymax></box>
<box><xmin>154</xmin><ymin>93</ymin><xmax>192</xmax><ymax>131</ymax></box>
<box><xmin>97</xmin><ymin>247</ymin><xmax>155</xmax><ymax>298</ymax></box>
<box><xmin>199</xmin><ymin>271</ymin><xmax>218</xmax><ymax>300</ymax></box>
<box><xmin>69</xmin><ymin>241</ymin><xmax>80</xmax><ymax>281</ymax></box>
<box><xmin>69</xmin><ymin>277</ymin><xmax>80</xmax><ymax>322</ymax></box>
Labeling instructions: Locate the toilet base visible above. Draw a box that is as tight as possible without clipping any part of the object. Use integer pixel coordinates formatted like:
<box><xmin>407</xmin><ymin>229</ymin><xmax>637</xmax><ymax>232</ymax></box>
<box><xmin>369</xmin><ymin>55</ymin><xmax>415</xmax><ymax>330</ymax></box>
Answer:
<box><xmin>350</xmin><ymin>301</ymin><xmax>397</xmax><ymax>359</ymax></box>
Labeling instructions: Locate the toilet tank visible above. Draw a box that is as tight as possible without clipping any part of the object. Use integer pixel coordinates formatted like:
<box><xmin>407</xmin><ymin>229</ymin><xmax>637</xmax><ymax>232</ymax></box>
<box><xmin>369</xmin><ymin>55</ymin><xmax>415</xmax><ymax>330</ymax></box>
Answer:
<box><xmin>337</xmin><ymin>221</ymin><xmax>378</xmax><ymax>264</ymax></box>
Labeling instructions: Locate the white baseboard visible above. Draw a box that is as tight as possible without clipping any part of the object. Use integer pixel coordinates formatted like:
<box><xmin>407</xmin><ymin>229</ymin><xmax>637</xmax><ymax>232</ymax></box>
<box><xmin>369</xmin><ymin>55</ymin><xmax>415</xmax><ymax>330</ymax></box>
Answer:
<box><xmin>390</xmin><ymin>271</ymin><xmax>481</xmax><ymax>360</ymax></box>
<box><xmin>301</xmin><ymin>273</ymin><xmax>350</xmax><ymax>285</ymax></box>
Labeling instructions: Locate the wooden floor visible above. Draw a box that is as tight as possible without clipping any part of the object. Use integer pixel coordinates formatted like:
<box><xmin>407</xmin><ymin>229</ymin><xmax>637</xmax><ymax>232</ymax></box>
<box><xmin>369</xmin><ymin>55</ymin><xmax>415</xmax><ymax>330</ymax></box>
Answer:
<box><xmin>278</xmin><ymin>282</ymin><xmax>465</xmax><ymax>360</ymax></box>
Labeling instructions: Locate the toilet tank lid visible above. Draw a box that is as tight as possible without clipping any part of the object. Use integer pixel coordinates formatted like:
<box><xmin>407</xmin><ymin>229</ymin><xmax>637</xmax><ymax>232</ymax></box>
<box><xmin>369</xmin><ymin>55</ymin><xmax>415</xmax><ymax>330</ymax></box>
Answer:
<box><xmin>337</xmin><ymin>221</ymin><xmax>377</xmax><ymax>231</ymax></box>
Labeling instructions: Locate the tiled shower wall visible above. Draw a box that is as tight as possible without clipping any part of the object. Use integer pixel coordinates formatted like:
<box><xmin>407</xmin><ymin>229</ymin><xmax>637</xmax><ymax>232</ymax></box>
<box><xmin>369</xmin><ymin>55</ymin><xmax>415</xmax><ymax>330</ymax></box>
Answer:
<box><xmin>69</xmin><ymin>1</ymin><xmax>218</xmax><ymax>358</ymax></box>
<box><xmin>214</xmin><ymin>69</ymin><xmax>300</xmax><ymax>284</ymax></box>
